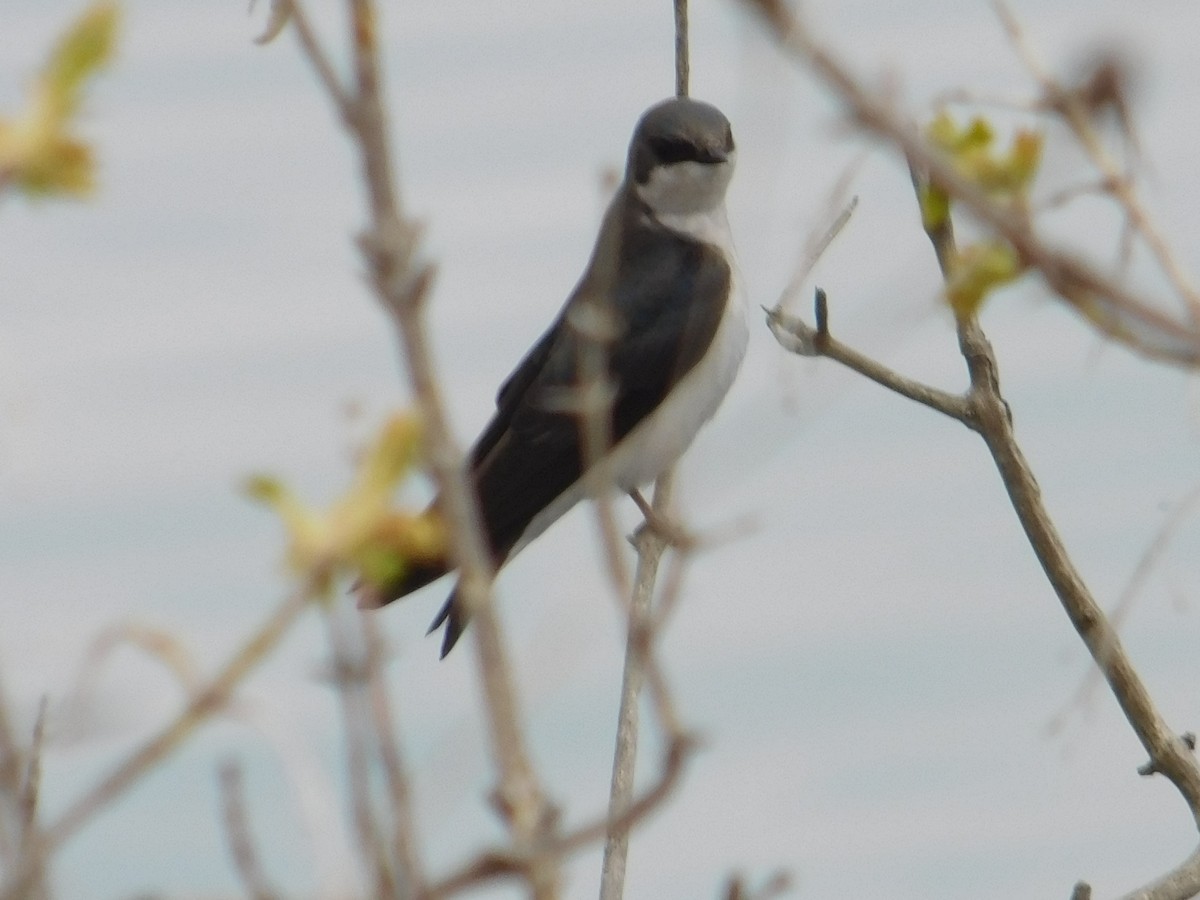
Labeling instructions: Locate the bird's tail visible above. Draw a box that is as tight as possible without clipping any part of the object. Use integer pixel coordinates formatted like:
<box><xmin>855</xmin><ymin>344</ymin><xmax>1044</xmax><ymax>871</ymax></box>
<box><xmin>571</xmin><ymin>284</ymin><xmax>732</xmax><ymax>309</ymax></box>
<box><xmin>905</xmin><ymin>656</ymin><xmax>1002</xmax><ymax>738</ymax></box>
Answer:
<box><xmin>427</xmin><ymin>591</ymin><xmax>468</xmax><ymax>659</ymax></box>
<box><xmin>358</xmin><ymin>559</ymin><xmax>450</xmax><ymax>610</ymax></box>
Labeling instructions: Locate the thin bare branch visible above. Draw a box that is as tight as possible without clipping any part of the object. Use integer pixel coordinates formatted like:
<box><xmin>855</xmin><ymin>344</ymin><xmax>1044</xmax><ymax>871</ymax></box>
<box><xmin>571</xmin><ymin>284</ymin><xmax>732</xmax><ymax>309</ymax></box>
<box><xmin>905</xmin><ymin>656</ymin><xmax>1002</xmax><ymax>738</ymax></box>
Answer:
<box><xmin>724</xmin><ymin>870</ymin><xmax>792</xmax><ymax>900</ymax></box>
<box><xmin>218</xmin><ymin>759</ymin><xmax>281</xmax><ymax>900</ymax></box>
<box><xmin>673</xmin><ymin>0</ymin><xmax>689</xmax><ymax>98</ymax></box>
<box><xmin>1047</xmin><ymin>482</ymin><xmax>1200</xmax><ymax>738</ymax></box>
<box><xmin>992</xmin><ymin>1</ymin><xmax>1200</xmax><ymax>324</ymax></box>
<box><xmin>361</xmin><ymin>614</ymin><xmax>428</xmax><ymax>895</ymax></box>
<box><xmin>766</xmin><ymin>295</ymin><xmax>973</xmax><ymax>423</ymax></box>
<box><xmin>743</xmin><ymin>0</ymin><xmax>1200</xmax><ymax>367</ymax></box>
<box><xmin>281</xmin><ymin>1</ymin><xmax>557</xmax><ymax>893</ymax></box>
<box><xmin>752</xmin><ymin>0</ymin><xmax>1200</xmax><ymax>822</ymax></box>
<box><xmin>0</xmin><ymin>667</ymin><xmax>22</xmax><ymax>863</ymax></box>
<box><xmin>0</xmin><ymin>584</ymin><xmax>312</xmax><ymax>900</ymax></box>
<box><xmin>323</xmin><ymin>604</ymin><xmax>398</xmax><ymax>898</ymax></box>
<box><xmin>1115</xmin><ymin>844</ymin><xmax>1200</xmax><ymax>900</ymax></box>
<box><xmin>277</xmin><ymin>1</ymin><xmax>350</xmax><ymax>110</ymax></box>
<box><xmin>597</xmin><ymin>6</ymin><xmax>695</xmax><ymax>899</ymax></box>
<box><xmin>600</xmin><ymin>474</ymin><xmax>677</xmax><ymax>900</ymax></box>
<box><xmin>433</xmin><ymin>733</ymin><xmax>696</xmax><ymax>899</ymax></box>
<box><xmin>889</xmin><ymin>153</ymin><xmax>1200</xmax><ymax>829</ymax></box>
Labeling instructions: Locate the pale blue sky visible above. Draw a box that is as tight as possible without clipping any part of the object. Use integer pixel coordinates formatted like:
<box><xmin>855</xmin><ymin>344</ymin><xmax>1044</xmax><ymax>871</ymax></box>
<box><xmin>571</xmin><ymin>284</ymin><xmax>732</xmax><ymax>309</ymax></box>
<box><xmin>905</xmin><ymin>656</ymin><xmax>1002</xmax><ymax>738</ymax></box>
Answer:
<box><xmin>3</xmin><ymin>1</ymin><xmax>1200</xmax><ymax>898</ymax></box>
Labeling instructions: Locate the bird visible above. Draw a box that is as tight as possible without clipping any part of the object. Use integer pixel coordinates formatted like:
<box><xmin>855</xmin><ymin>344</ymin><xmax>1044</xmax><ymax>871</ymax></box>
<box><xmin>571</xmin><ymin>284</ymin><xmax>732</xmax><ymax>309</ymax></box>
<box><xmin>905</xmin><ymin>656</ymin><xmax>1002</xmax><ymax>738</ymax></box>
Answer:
<box><xmin>368</xmin><ymin>97</ymin><xmax>747</xmax><ymax>657</ymax></box>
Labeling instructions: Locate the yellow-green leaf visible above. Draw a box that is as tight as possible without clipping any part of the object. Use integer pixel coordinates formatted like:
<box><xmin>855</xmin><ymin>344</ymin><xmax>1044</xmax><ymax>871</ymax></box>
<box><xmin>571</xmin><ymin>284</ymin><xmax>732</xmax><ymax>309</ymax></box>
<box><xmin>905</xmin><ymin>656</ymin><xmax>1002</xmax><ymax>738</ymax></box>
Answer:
<box><xmin>44</xmin><ymin>1</ymin><xmax>119</xmax><ymax>118</ymax></box>
<box><xmin>247</xmin><ymin>413</ymin><xmax>446</xmax><ymax>593</ymax></box>
<box><xmin>925</xmin><ymin>112</ymin><xmax>1043</xmax><ymax>202</ymax></box>
<box><xmin>0</xmin><ymin>2</ymin><xmax>118</xmax><ymax>199</ymax></box>
<box><xmin>945</xmin><ymin>241</ymin><xmax>1024</xmax><ymax>318</ymax></box>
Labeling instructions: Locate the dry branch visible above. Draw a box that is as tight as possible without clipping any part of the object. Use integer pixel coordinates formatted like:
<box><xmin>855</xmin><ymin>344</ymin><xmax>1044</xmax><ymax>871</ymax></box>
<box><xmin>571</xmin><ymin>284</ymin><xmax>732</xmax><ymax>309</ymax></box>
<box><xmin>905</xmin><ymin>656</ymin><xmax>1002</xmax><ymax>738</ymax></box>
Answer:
<box><xmin>280</xmin><ymin>0</ymin><xmax>558</xmax><ymax>894</ymax></box>
<box><xmin>743</xmin><ymin>0</ymin><xmax>1200</xmax><ymax>368</ymax></box>
<box><xmin>753</xmin><ymin>3</ymin><xmax>1200</xmax><ymax>894</ymax></box>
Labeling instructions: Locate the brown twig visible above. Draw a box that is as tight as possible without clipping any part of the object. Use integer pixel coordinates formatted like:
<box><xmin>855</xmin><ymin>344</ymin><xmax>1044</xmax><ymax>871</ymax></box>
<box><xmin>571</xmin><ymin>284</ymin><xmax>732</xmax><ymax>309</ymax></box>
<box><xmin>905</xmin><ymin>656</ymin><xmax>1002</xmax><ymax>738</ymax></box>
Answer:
<box><xmin>1046</xmin><ymin>482</ymin><xmax>1200</xmax><ymax>738</ymax></box>
<box><xmin>0</xmin><ymin>583</ymin><xmax>313</xmax><ymax>900</ymax></box>
<box><xmin>0</xmin><ymin>667</ymin><xmax>22</xmax><ymax>863</ymax></box>
<box><xmin>766</xmin><ymin>295</ymin><xmax>972</xmax><ymax>423</ymax></box>
<box><xmin>1114</xmin><ymin>845</ymin><xmax>1200</xmax><ymax>900</ymax></box>
<box><xmin>743</xmin><ymin>0</ymin><xmax>1200</xmax><ymax>368</ymax></box>
<box><xmin>361</xmin><ymin>613</ymin><xmax>428</xmax><ymax>895</ymax></box>
<box><xmin>724</xmin><ymin>870</ymin><xmax>792</xmax><ymax>900</ymax></box>
<box><xmin>600</xmin><ymin>474</ymin><xmax>677</xmax><ymax>900</ymax></box>
<box><xmin>673</xmin><ymin>0</ymin><xmax>689</xmax><ymax>99</ymax></box>
<box><xmin>598</xmin><ymin>4</ymin><xmax>694</xmax><ymax>898</ymax></box>
<box><xmin>920</xmin><ymin>173</ymin><xmax>1200</xmax><ymax>831</ymax></box>
<box><xmin>323</xmin><ymin>603</ymin><xmax>398</xmax><ymax>897</ymax></box>
<box><xmin>432</xmin><ymin>733</ymin><xmax>696</xmax><ymax>899</ymax></box>
<box><xmin>751</xmin><ymin>0</ymin><xmax>1200</xmax><ymax>830</ymax></box>
<box><xmin>752</xmin><ymin>6</ymin><xmax>1200</xmax><ymax>893</ymax></box>
<box><xmin>991</xmin><ymin>1</ymin><xmax>1200</xmax><ymax>324</ymax></box>
<box><xmin>13</xmin><ymin>699</ymin><xmax>48</xmax><ymax>900</ymax></box>
<box><xmin>218</xmin><ymin>758</ymin><xmax>280</xmax><ymax>900</ymax></box>
<box><xmin>281</xmin><ymin>0</ymin><xmax>556</xmax><ymax>893</ymax></box>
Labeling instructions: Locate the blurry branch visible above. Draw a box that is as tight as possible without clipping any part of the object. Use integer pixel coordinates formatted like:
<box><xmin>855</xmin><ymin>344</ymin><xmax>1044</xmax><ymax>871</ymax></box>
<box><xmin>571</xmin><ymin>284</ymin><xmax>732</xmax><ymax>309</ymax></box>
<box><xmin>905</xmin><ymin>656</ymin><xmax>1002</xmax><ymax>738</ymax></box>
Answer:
<box><xmin>218</xmin><ymin>758</ymin><xmax>281</xmax><ymax>900</ymax></box>
<box><xmin>316</xmin><ymin>601</ymin><xmax>426</xmax><ymax>898</ymax></box>
<box><xmin>1047</xmin><ymin>483</ymin><xmax>1200</xmax><ymax>739</ymax></box>
<box><xmin>276</xmin><ymin>0</ymin><xmax>557</xmax><ymax>895</ymax></box>
<box><xmin>361</xmin><ymin>614</ymin><xmax>428</xmax><ymax>893</ymax></box>
<box><xmin>16</xmin><ymin>701</ymin><xmax>48</xmax><ymax>900</ymax></box>
<box><xmin>767</xmin><ymin>291</ymin><xmax>969</xmax><ymax>423</ymax></box>
<box><xmin>599</xmin><ymin>2</ymin><xmax>699</xmax><ymax>899</ymax></box>
<box><xmin>430</xmin><ymin>733</ymin><xmax>694</xmax><ymax>899</ymax></box>
<box><xmin>322</xmin><ymin>605</ymin><xmax>400</xmax><ymax>897</ymax></box>
<box><xmin>0</xmin><ymin>670</ymin><xmax>23</xmax><ymax>865</ymax></box>
<box><xmin>769</xmin><ymin>204</ymin><xmax>1200</xmax><ymax>898</ymax></box>
<box><xmin>743</xmin><ymin>0</ymin><xmax>1200</xmax><ymax>367</ymax></box>
<box><xmin>751</xmin><ymin>1</ymin><xmax>1200</xmax><ymax>893</ymax></box>
<box><xmin>724</xmin><ymin>871</ymin><xmax>792</xmax><ymax>900</ymax></box>
<box><xmin>0</xmin><ymin>583</ymin><xmax>314</xmax><ymax>900</ymax></box>
<box><xmin>992</xmin><ymin>1</ymin><xmax>1200</xmax><ymax>321</ymax></box>
<box><xmin>1113</xmin><ymin>846</ymin><xmax>1200</xmax><ymax>900</ymax></box>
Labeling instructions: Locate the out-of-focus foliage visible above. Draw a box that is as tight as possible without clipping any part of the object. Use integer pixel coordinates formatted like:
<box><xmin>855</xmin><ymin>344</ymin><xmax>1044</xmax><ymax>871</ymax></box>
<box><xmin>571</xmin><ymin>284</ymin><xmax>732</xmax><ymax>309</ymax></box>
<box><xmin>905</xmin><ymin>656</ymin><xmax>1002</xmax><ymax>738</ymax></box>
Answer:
<box><xmin>247</xmin><ymin>413</ymin><xmax>446</xmax><ymax>597</ymax></box>
<box><xmin>0</xmin><ymin>2</ymin><xmax>119</xmax><ymax>199</ymax></box>
<box><xmin>920</xmin><ymin>113</ymin><xmax>1043</xmax><ymax>317</ymax></box>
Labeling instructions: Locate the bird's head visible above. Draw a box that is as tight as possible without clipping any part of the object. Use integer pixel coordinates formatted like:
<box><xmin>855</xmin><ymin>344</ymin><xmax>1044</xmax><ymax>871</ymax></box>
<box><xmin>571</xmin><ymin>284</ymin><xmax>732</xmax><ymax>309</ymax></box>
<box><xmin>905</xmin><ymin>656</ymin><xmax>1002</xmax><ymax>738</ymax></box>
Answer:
<box><xmin>626</xmin><ymin>97</ymin><xmax>736</xmax><ymax>218</ymax></box>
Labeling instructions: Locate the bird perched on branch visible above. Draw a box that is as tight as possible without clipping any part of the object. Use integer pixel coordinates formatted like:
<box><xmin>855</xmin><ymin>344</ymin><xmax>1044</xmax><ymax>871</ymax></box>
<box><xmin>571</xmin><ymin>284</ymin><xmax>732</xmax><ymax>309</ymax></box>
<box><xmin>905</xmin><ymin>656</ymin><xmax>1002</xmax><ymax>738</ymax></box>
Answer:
<box><xmin>366</xmin><ymin>97</ymin><xmax>747</xmax><ymax>656</ymax></box>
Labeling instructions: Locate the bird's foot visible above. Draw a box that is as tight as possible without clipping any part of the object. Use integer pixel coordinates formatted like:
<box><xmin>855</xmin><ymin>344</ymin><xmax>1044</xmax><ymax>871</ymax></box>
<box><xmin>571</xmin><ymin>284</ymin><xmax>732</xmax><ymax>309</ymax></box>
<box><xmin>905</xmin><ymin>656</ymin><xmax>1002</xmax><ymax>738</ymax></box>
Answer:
<box><xmin>628</xmin><ymin>489</ymin><xmax>695</xmax><ymax>551</ymax></box>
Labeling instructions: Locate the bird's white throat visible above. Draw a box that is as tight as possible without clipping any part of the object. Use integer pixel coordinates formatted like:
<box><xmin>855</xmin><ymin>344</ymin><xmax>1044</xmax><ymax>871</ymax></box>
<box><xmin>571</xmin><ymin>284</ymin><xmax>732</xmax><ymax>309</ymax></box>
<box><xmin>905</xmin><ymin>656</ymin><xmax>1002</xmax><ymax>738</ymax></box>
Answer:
<box><xmin>636</xmin><ymin>154</ymin><xmax>735</xmax><ymax>213</ymax></box>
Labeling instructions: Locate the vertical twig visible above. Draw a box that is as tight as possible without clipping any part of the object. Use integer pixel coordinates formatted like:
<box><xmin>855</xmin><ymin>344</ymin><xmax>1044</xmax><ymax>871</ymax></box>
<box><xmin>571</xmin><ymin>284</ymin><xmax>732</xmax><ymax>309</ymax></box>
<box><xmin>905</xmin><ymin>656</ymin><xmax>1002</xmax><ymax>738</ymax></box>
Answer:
<box><xmin>911</xmin><ymin>158</ymin><xmax>1200</xmax><ymax>824</ymax></box>
<box><xmin>15</xmin><ymin>700</ymin><xmax>48</xmax><ymax>900</ymax></box>
<box><xmin>0</xmin><ymin>668</ymin><xmax>22</xmax><ymax>864</ymax></box>
<box><xmin>282</xmin><ymin>2</ymin><xmax>557</xmax><ymax>895</ymax></box>
<box><xmin>323</xmin><ymin>605</ymin><xmax>397</xmax><ymax>898</ymax></box>
<box><xmin>598</xmin><ymin>6</ymin><xmax>690</xmax><ymax>899</ymax></box>
<box><xmin>361</xmin><ymin>614</ymin><xmax>427</xmax><ymax>896</ymax></box>
<box><xmin>0</xmin><ymin>585</ymin><xmax>313</xmax><ymax>900</ymax></box>
<box><xmin>599</xmin><ymin>474</ymin><xmax>676</xmax><ymax>900</ymax></box>
<box><xmin>673</xmin><ymin>0</ymin><xmax>689</xmax><ymax>99</ymax></box>
<box><xmin>218</xmin><ymin>759</ymin><xmax>280</xmax><ymax>900</ymax></box>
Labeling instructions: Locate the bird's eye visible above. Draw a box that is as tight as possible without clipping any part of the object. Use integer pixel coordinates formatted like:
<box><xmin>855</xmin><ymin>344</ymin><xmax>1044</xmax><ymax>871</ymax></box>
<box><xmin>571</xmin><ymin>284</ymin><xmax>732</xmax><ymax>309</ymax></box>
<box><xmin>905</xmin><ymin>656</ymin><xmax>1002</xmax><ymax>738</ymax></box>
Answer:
<box><xmin>650</xmin><ymin>136</ymin><xmax>697</xmax><ymax>165</ymax></box>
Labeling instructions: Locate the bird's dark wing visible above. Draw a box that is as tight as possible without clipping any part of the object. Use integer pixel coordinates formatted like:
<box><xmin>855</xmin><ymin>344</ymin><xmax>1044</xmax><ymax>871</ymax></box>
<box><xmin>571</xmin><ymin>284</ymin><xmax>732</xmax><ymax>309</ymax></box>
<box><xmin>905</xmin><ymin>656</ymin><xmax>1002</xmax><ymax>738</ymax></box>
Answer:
<box><xmin>426</xmin><ymin>221</ymin><xmax>731</xmax><ymax>657</ymax></box>
<box><xmin>469</xmin><ymin>313</ymin><xmax>565</xmax><ymax>468</ymax></box>
<box><xmin>603</xmin><ymin>226</ymin><xmax>730</xmax><ymax>441</ymax></box>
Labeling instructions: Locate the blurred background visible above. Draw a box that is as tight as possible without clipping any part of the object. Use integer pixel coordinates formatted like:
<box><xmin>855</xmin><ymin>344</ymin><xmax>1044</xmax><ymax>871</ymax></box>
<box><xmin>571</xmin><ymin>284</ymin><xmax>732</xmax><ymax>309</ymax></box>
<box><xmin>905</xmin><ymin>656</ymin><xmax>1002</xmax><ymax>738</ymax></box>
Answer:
<box><xmin>2</xmin><ymin>0</ymin><xmax>1200</xmax><ymax>897</ymax></box>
